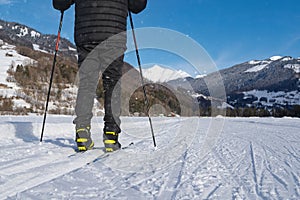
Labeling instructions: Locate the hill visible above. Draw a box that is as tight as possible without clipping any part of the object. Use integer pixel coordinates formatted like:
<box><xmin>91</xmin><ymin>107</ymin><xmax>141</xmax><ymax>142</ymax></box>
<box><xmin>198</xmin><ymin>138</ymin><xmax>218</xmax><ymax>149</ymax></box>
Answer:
<box><xmin>169</xmin><ymin>56</ymin><xmax>300</xmax><ymax>117</ymax></box>
<box><xmin>0</xmin><ymin>19</ymin><xmax>77</xmax><ymax>59</ymax></box>
<box><xmin>1</xmin><ymin>19</ymin><xmax>299</xmax><ymax>117</ymax></box>
<box><xmin>0</xmin><ymin>19</ymin><xmax>192</xmax><ymax>116</ymax></box>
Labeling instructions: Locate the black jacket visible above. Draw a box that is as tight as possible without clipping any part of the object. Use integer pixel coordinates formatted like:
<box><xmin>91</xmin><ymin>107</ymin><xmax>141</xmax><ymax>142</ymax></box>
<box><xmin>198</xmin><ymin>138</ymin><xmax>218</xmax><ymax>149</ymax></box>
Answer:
<box><xmin>53</xmin><ymin>0</ymin><xmax>147</xmax><ymax>45</ymax></box>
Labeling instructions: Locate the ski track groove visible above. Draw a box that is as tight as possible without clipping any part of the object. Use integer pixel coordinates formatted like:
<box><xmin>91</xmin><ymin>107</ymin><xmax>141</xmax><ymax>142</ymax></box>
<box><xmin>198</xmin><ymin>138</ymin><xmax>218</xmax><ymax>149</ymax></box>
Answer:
<box><xmin>168</xmin><ymin>152</ymin><xmax>212</xmax><ymax>198</ymax></box>
<box><xmin>173</xmin><ymin>136</ymin><xmax>247</xmax><ymax>199</ymax></box>
<box><xmin>253</xmin><ymin>132</ymin><xmax>299</xmax><ymax>197</ymax></box>
<box><xmin>176</xmin><ymin>133</ymin><xmax>254</xmax><ymax>199</ymax></box>
<box><xmin>205</xmin><ymin>183</ymin><xmax>222</xmax><ymax>200</ymax></box>
<box><xmin>291</xmin><ymin>172</ymin><xmax>300</xmax><ymax>197</ymax></box>
<box><xmin>108</xmin><ymin>164</ymin><xmax>171</xmax><ymax>199</ymax></box>
<box><xmin>0</xmin><ymin>148</ymin><xmax>105</xmax><ymax>199</ymax></box>
<box><xmin>0</xmin><ymin>155</ymin><xmax>40</xmax><ymax>174</ymax></box>
<box><xmin>212</xmin><ymin>146</ymin><xmax>252</xmax><ymax>200</ymax></box>
<box><xmin>0</xmin><ymin>149</ymin><xmax>75</xmax><ymax>176</ymax></box>
<box><xmin>113</xmin><ymin>124</ymin><xmax>186</xmax><ymax>199</ymax></box>
<box><xmin>228</xmin><ymin>127</ymin><xmax>299</xmax><ymax>199</ymax></box>
<box><xmin>267</xmin><ymin>169</ymin><xmax>289</xmax><ymax>191</ymax></box>
<box><xmin>249</xmin><ymin>141</ymin><xmax>265</xmax><ymax>200</ymax></box>
<box><xmin>263</xmin><ymin>148</ymin><xmax>295</xmax><ymax>199</ymax></box>
<box><xmin>99</xmin><ymin>120</ymin><xmax>190</xmax><ymax>199</ymax></box>
<box><xmin>170</xmin><ymin>149</ymin><xmax>188</xmax><ymax>200</ymax></box>
<box><xmin>109</xmin><ymin>118</ymin><xmax>295</xmax><ymax>199</ymax></box>
<box><xmin>283</xmin><ymin>146</ymin><xmax>300</xmax><ymax>162</ymax></box>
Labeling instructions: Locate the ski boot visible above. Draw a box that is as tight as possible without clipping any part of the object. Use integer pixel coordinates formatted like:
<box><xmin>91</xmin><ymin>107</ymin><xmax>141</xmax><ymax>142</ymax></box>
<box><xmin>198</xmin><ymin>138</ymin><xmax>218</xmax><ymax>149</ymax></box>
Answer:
<box><xmin>103</xmin><ymin>125</ymin><xmax>121</xmax><ymax>152</ymax></box>
<box><xmin>76</xmin><ymin>126</ymin><xmax>94</xmax><ymax>151</ymax></box>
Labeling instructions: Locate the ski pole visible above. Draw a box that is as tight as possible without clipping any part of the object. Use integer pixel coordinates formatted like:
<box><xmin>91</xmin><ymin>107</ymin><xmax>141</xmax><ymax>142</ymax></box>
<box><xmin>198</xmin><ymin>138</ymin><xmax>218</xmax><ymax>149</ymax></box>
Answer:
<box><xmin>40</xmin><ymin>11</ymin><xmax>64</xmax><ymax>142</ymax></box>
<box><xmin>128</xmin><ymin>11</ymin><xmax>157</xmax><ymax>147</ymax></box>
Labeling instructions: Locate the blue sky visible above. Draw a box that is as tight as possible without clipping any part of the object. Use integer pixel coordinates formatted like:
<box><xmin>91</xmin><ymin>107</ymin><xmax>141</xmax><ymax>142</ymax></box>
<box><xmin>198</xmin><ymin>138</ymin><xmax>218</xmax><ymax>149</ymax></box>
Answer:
<box><xmin>0</xmin><ymin>0</ymin><xmax>299</xmax><ymax>72</ymax></box>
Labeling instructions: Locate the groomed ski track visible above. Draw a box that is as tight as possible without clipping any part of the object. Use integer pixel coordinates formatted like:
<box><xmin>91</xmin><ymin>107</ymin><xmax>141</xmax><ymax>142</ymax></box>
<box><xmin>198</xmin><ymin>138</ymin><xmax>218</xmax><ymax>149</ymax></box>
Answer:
<box><xmin>0</xmin><ymin>115</ymin><xmax>299</xmax><ymax>199</ymax></box>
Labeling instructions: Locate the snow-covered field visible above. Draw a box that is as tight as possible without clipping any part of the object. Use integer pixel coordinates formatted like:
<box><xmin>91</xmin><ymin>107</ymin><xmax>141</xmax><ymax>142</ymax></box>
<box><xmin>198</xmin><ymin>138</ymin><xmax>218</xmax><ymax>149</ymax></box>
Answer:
<box><xmin>0</xmin><ymin>115</ymin><xmax>299</xmax><ymax>199</ymax></box>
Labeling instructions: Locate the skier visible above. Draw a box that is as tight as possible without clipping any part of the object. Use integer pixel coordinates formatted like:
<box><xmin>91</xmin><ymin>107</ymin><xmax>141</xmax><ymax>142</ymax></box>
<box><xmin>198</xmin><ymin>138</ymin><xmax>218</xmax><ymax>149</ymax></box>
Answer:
<box><xmin>52</xmin><ymin>0</ymin><xmax>147</xmax><ymax>152</ymax></box>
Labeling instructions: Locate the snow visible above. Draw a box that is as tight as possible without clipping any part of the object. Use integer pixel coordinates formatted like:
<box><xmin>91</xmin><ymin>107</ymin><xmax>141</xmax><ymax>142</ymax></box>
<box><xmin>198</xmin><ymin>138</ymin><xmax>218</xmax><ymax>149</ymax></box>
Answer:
<box><xmin>0</xmin><ymin>88</ymin><xmax>17</xmax><ymax>98</ymax></box>
<box><xmin>218</xmin><ymin>102</ymin><xmax>234</xmax><ymax>109</ymax></box>
<box><xmin>247</xmin><ymin>56</ymin><xmax>299</xmax><ymax>74</ymax></box>
<box><xmin>0</xmin><ymin>41</ymin><xmax>79</xmax><ymax>113</ymax></box>
<box><xmin>0</xmin><ymin>115</ymin><xmax>299</xmax><ymax>199</ymax></box>
<box><xmin>68</xmin><ymin>46</ymin><xmax>77</xmax><ymax>51</ymax></box>
<box><xmin>192</xmin><ymin>93</ymin><xmax>207</xmax><ymax>98</ymax></box>
<box><xmin>0</xmin><ymin>43</ymin><xmax>32</xmax><ymax>88</ymax></box>
<box><xmin>0</xmin><ymin>43</ymin><xmax>38</xmax><ymax>109</ymax></box>
<box><xmin>244</xmin><ymin>90</ymin><xmax>300</xmax><ymax>106</ymax></box>
<box><xmin>246</xmin><ymin>60</ymin><xmax>272</xmax><ymax>73</ymax></box>
<box><xmin>245</xmin><ymin>63</ymin><xmax>269</xmax><ymax>73</ymax></box>
<box><xmin>195</xmin><ymin>74</ymin><xmax>207</xmax><ymax>79</ymax></box>
<box><xmin>284</xmin><ymin>64</ymin><xmax>300</xmax><ymax>73</ymax></box>
<box><xmin>12</xmin><ymin>98</ymin><xmax>31</xmax><ymax>109</ymax></box>
<box><xmin>269</xmin><ymin>55</ymin><xmax>282</xmax><ymax>61</ymax></box>
<box><xmin>248</xmin><ymin>60</ymin><xmax>261</xmax><ymax>65</ymax></box>
<box><xmin>143</xmin><ymin>65</ymin><xmax>191</xmax><ymax>83</ymax></box>
<box><xmin>32</xmin><ymin>44</ymin><xmax>48</xmax><ymax>53</ymax></box>
<box><xmin>282</xmin><ymin>57</ymin><xmax>293</xmax><ymax>61</ymax></box>
<box><xmin>30</xmin><ymin>30</ymin><xmax>41</xmax><ymax>38</ymax></box>
<box><xmin>16</xmin><ymin>26</ymin><xmax>29</xmax><ymax>37</ymax></box>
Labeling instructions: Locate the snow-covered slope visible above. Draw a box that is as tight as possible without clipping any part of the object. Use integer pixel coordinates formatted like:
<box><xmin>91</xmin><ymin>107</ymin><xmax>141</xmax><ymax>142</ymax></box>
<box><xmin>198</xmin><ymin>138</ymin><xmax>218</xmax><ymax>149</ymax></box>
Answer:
<box><xmin>0</xmin><ymin>115</ymin><xmax>299</xmax><ymax>199</ymax></box>
<box><xmin>245</xmin><ymin>56</ymin><xmax>292</xmax><ymax>73</ymax></box>
<box><xmin>0</xmin><ymin>42</ymin><xmax>34</xmax><ymax>109</ymax></box>
<box><xmin>143</xmin><ymin>65</ymin><xmax>191</xmax><ymax>83</ymax></box>
<box><xmin>0</xmin><ymin>19</ymin><xmax>77</xmax><ymax>59</ymax></box>
<box><xmin>188</xmin><ymin>55</ymin><xmax>300</xmax><ymax>115</ymax></box>
<box><xmin>0</xmin><ymin>41</ymin><xmax>81</xmax><ymax>115</ymax></box>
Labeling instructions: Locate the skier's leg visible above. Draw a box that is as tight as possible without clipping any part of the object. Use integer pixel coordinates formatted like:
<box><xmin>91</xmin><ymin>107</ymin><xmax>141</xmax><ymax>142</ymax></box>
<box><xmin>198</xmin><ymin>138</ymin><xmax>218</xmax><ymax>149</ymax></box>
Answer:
<box><xmin>102</xmin><ymin>56</ymin><xmax>123</xmax><ymax>152</ymax></box>
<box><xmin>73</xmin><ymin>44</ymin><xmax>100</xmax><ymax>127</ymax></box>
<box><xmin>73</xmin><ymin>44</ymin><xmax>99</xmax><ymax>150</ymax></box>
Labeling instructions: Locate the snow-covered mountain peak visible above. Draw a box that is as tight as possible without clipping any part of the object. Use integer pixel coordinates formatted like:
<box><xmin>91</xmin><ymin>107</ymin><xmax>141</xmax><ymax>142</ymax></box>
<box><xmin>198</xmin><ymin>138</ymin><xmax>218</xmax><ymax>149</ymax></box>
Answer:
<box><xmin>143</xmin><ymin>64</ymin><xmax>191</xmax><ymax>83</ymax></box>
<box><xmin>269</xmin><ymin>55</ymin><xmax>282</xmax><ymax>61</ymax></box>
<box><xmin>246</xmin><ymin>56</ymin><xmax>296</xmax><ymax>73</ymax></box>
<box><xmin>195</xmin><ymin>74</ymin><xmax>207</xmax><ymax>79</ymax></box>
<box><xmin>0</xmin><ymin>19</ymin><xmax>77</xmax><ymax>59</ymax></box>
<box><xmin>248</xmin><ymin>56</ymin><xmax>293</xmax><ymax>65</ymax></box>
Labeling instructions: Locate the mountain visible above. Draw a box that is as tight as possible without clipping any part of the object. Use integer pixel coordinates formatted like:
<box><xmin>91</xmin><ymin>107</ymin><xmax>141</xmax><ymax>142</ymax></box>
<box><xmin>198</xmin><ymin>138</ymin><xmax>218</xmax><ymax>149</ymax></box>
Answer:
<box><xmin>0</xmin><ymin>40</ymin><xmax>79</xmax><ymax>115</ymax></box>
<box><xmin>1</xmin><ymin>18</ymin><xmax>299</xmax><ymax>117</ymax></box>
<box><xmin>176</xmin><ymin>55</ymin><xmax>300</xmax><ymax>117</ymax></box>
<box><xmin>0</xmin><ymin>19</ymin><xmax>77</xmax><ymax>59</ymax></box>
<box><xmin>143</xmin><ymin>64</ymin><xmax>191</xmax><ymax>83</ymax></box>
<box><xmin>141</xmin><ymin>57</ymin><xmax>300</xmax><ymax>117</ymax></box>
<box><xmin>0</xmin><ymin>19</ymin><xmax>193</xmax><ymax>117</ymax></box>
